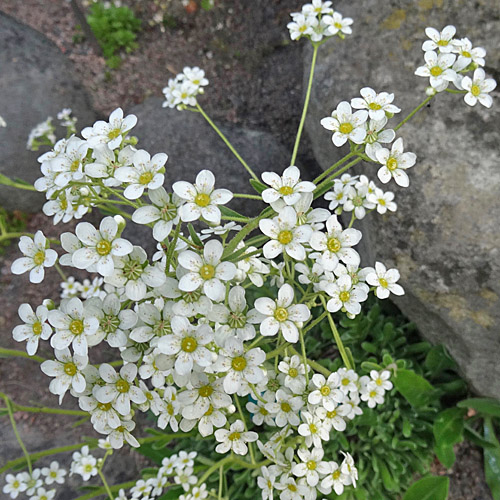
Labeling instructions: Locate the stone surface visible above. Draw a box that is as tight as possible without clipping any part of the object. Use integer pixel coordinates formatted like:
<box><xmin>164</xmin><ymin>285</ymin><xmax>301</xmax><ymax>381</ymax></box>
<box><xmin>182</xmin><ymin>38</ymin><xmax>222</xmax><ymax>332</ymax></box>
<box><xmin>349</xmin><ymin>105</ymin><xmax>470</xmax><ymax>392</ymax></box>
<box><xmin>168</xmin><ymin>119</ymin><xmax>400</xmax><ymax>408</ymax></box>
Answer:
<box><xmin>128</xmin><ymin>97</ymin><xmax>297</xmax><ymax>215</ymax></box>
<box><xmin>0</xmin><ymin>12</ymin><xmax>96</xmax><ymax>212</ymax></box>
<box><xmin>305</xmin><ymin>0</ymin><xmax>500</xmax><ymax>397</ymax></box>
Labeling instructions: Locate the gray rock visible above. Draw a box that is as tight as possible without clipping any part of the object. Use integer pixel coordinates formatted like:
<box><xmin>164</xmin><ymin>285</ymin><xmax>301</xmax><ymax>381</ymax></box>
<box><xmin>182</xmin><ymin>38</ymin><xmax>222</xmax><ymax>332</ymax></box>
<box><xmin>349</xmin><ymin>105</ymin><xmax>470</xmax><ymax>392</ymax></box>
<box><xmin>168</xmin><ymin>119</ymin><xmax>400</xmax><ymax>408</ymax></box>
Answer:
<box><xmin>305</xmin><ymin>0</ymin><xmax>500</xmax><ymax>397</ymax></box>
<box><xmin>128</xmin><ymin>96</ymin><xmax>295</xmax><ymax>216</ymax></box>
<box><xmin>0</xmin><ymin>12</ymin><xmax>96</xmax><ymax>212</ymax></box>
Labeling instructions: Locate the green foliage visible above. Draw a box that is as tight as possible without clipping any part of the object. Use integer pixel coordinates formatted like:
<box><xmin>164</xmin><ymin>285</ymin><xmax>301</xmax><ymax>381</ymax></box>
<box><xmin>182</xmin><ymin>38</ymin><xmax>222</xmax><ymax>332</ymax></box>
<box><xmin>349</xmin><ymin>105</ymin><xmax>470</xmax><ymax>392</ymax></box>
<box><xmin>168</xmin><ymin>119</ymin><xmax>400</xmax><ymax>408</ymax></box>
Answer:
<box><xmin>86</xmin><ymin>3</ymin><xmax>141</xmax><ymax>68</ymax></box>
<box><xmin>403</xmin><ymin>476</ymin><xmax>449</xmax><ymax>500</ymax></box>
<box><xmin>433</xmin><ymin>407</ymin><xmax>466</xmax><ymax>468</ymax></box>
<box><xmin>0</xmin><ymin>207</ymin><xmax>28</xmax><ymax>254</ymax></box>
<box><xmin>484</xmin><ymin>418</ymin><xmax>500</xmax><ymax>499</ymax></box>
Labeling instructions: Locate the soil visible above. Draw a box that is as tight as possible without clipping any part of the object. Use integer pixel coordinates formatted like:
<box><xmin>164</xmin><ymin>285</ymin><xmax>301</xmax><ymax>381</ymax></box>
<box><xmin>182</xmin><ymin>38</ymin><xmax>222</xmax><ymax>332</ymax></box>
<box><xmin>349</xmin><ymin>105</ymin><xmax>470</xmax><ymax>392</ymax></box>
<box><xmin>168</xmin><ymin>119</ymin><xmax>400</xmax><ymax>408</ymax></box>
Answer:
<box><xmin>0</xmin><ymin>0</ymin><xmax>494</xmax><ymax>499</ymax></box>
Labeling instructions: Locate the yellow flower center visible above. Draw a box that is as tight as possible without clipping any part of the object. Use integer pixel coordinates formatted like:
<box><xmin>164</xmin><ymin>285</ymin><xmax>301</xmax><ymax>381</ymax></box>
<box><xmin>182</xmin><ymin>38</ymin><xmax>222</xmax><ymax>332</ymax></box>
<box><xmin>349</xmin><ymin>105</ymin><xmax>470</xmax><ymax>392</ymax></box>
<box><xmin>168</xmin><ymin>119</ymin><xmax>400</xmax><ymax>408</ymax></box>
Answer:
<box><xmin>327</xmin><ymin>409</ymin><xmax>337</xmax><ymax>418</ymax></box>
<box><xmin>339</xmin><ymin>291</ymin><xmax>351</xmax><ymax>303</ymax></box>
<box><xmin>70</xmin><ymin>159</ymin><xmax>80</xmax><ymax>172</ymax></box>
<box><xmin>274</xmin><ymin>307</ymin><xmax>288</xmax><ymax>322</ymax></box>
<box><xmin>96</xmin><ymin>240</ymin><xmax>112</xmax><ymax>256</ymax></box>
<box><xmin>69</xmin><ymin>319</ymin><xmax>84</xmax><ymax>335</ymax></box>
<box><xmin>281</xmin><ymin>402</ymin><xmax>291</xmax><ymax>412</ymax></box>
<box><xmin>289</xmin><ymin>368</ymin><xmax>298</xmax><ymax>378</ymax></box>
<box><xmin>334</xmin><ymin>22</ymin><xmax>342</xmax><ymax>29</ymax></box>
<box><xmin>437</xmin><ymin>39</ymin><xmax>449</xmax><ymax>47</ymax></box>
<box><xmin>116</xmin><ymin>379</ymin><xmax>130</xmax><ymax>393</ymax></box>
<box><xmin>306</xmin><ymin>460</ymin><xmax>317</xmax><ymax>470</ymax></box>
<box><xmin>378</xmin><ymin>198</ymin><xmax>386</xmax><ymax>206</ymax></box>
<box><xmin>33</xmin><ymin>251</ymin><xmax>46</xmax><ymax>266</ymax></box>
<box><xmin>84</xmin><ymin>464</ymin><xmax>94</xmax><ymax>473</ymax></box>
<box><xmin>279</xmin><ymin>185</ymin><xmax>294</xmax><ymax>196</ymax></box>
<box><xmin>98</xmin><ymin>402</ymin><xmax>112</xmax><ymax>411</ymax></box>
<box><xmin>327</xmin><ymin>237</ymin><xmax>341</xmax><ymax>252</ymax></box>
<box><xmin>199</xmin><ymin>385</ymin><xmax>213</xmax><ymax>397</ymax></box>
<box><xmin>181</xmin><ymin>336</ymin><xmax>198</xmax><ymax>353</ymax></box>
<box><xmin>369</xmin><ymin>102</ymin><xmax>382</xmax><ymax>110</ymax></box>
<box><xmin>288</xmin><ymin>484</ymin><xmax>297</xmax><ymax>492</ymax></box>
<box><xmin>339</xmin><ymin>122</ymin><xmax>353</xmax><ymax>135</ymax></box>
<box><xmin>379</xmin><ymin>277</ymin><xmax>388</xmax><ymax>288</ymax></box>
<box><xmin>32</xmin><ymin>321</ymin><xmax>43</xmax><ymax>336</ymax></box>
<box><xmin>107</xmin><ymin>128</ymin><xmax>122</xmax><ymax>140</ymax></box>
<box><xmin>205</xmin><ymin>404</ymin><xmax>214</xmax><ymax>416</ymax></box>
<box><xmin>277</xmin><ymin>230</ymin><xmax>293</xmax><ymax>245</ymax></box>
<box><xmin>430</xmin><ymin>65</ymin><xmax>443</xmax><ymax>77</ymax></box>
<box><xmin>167</xmin><ymin>403</ymin><xmax>174</xmax><ymax>415</ymax></box>
<box><xmin>228</xmin><ymin>431</ymin><xmax>241</xmax><ymax>441</ymax></box>
<box><xmin>231</xmin><ymin>356</ymin><xmax>247</xmax><ymax>372</ymax></box>
<box><xmin>64</xmin><ymin>362</ymin><xmax>77</xmax><ymax>376</ymax></box>
<box><xmin>471</xmin><ymin>84</ymin><xmax>481</xmax><ymax>97</ymax></box>
<box><xmin>60</xmin><ymin>198</ymin><xmax>68</xmax><ymax>210</ymax></box>
<box><xmin>13</xmin><ymin>480</ymin><xmax>20</xmax><ymax>488</ymax></box>
<box><xmin>195</xmin><ymin>193</ymin><xmax>211</xmax><ymax>207</ymax></box>
<box><xmin>376</xmin><ymin>378</ymin><xmax>383</xmax><ymax>386</ymax></box>
<box><xmin>387</xmin><ymin>157</ymin><xmax>398</xmax><ymax>171</ymax></box>
<box><xmin>139</xmin><ymin>172</ymin><xmax>154</xmax><ymax>185</ymax></box>
<box><xmin>309</xmin><ymin>423</ymin><xmax>318</xmax><ymax>434</ymax></box>
<box><xmin>333</xmin><ymin>470</ymin><xmax>341</xmax><ymax>480</ymax></box>
<box><xmin>200</xmin><ymin>264</ymin><xmax>215</xmax><ymax>280</ymax></box>
<box><xmin>320</xmin><ymin>385</ymin><xmax>331</xmax><ymax>396</ymax></box>
<box><xmin>370</xmin><ymin>390</ymin><xmax>377</xmax><ymax>398</ymax></box>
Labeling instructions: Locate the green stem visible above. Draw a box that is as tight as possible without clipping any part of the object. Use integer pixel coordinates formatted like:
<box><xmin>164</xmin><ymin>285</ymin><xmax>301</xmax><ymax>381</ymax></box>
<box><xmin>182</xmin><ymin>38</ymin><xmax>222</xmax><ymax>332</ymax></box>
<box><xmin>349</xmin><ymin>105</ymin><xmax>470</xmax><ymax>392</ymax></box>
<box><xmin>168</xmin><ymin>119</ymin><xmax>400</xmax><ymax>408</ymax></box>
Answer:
<box><xmin>298</xmin><ymin>328</ymin><xmax>310</xmax><ymax>385</ymax></box>
<box><xmin>319</xmin><ymin>294</ymin><xmax>353</xmax><ymax>370</ymax></box>
<box><xmin>7</xmin><ymin>402</ymin><xmax>87</xmax><ymax>417</ymax></box>
<box><xmin>302</xmin><ymin>310</ymin><xmax>328</xmax><ymax>335</ymax></box>
<box><xmin>232</xmin><ymin>193</ymin><xmax>262</xmax><ymax>200</ymax></box>
<box><xmin>291</xmin><ymin>43</ymin><xmax>319</xmax><ymax>166</ymax></box>
<box><xmin>313</xmin><ymin>150</ymin><xmax>356</xmax><ymax>184</ymax></box>
<box><xmin>234</xmin><ymin>395</ymin><xmax>256</xmax><ymax>465</ymax></box>
<box><xmin>73</xmin><ymin>481</ymin><xmax>137</xmax><ymax>500</ymax></box>
<box><xmin>196</xmin><ymin>104</ymin><xmax>259</xmax><ymax>182</ymax></box>
<box><xmin>0</xmin><ymin>440</ymin><xmax>98</xmax><ymax>475</ymax></box>
<box><xmin>165</xmin><ymin>222</ymin><xmax>181</xmax><ymax>273</ymax></box>
<box><xmin>54</xmin><ymin>261</ymin><xmax>67</xmax><ymax>281</ymax></box>
<box><xmin>394</xmin><ymin>95</ymin><xmax>434</xmax><ymax>132</ymax></box>
<box><xmin>218</xmin><ymin>465</ymin><xmax>223</xmax><ymax>500</ymax></box>
<box><xmin>314</xmin><ymin>157</ymin><xmax>363</xmax><ymax>196</ymax></box>
<box><xmin>0</xmin><ymin>393</ymin><xmax>32</xmax><ymax>474</ymax></box>
<box><xmin>265</xmin><ymin>342</ymin><xmax>290</xmax><ymax>361</ymax></box>
<box><xmin>0</xmin><ymin>347</ymin><xmax>46</xmax><ymax>363</ymax></box>
<box><xmin>288</xmin><ymin>346</ymin><xmax>331</xmax><ymax>378</ymax></box>
<box><xmin>97</xmin><ymin>453</ymin><xmax>114</xmax><ymax>500</ymax></box>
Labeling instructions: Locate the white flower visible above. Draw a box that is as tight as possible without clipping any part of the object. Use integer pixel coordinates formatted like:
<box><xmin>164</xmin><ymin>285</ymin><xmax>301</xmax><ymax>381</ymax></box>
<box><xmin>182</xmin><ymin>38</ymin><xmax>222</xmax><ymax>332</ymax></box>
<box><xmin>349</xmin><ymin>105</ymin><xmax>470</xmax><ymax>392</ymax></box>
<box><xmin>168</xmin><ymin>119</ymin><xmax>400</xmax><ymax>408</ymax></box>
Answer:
<box><xmin>48</xmin><ymin>297</ymin><xmax>99</xmax><ymax>356</ymax></box>
<box><xmin>2</xmin><ymin>473</ymin><xmax>28</xmax><ymax>499</ymax></box>
<box><xmin>287</xmin><ymin>13</ymin><xmax>317</xmax><ymax>41</ymax></box>
<box><xmin>95</xmin><ymin>363</ymin><xmax>147</xmax><ymax>416</ymax></box>
<box><xmin>323</xmin><ymin>12</ymin><xmax>353</xmax><ymax>36</ymax></box>
<box><xmin>261</xmin><ymin>166</ymin><xmax>316</xmax><ymax>209</ymax></box>
<box><xmin>257</xmin><ymin>466</ymin><xmax>277</xmax><ymax>500</ymax></box>
<box><xmin>366</xmin><ymin>261</ymin><xmax>404</xmax><ymax>299</ymax></box>
<box><xmin>130</xmin><ymin>479</ymin><xmax>153</xmax><ymax>498</ymax></box>
<box><xmin>157</xmin><ymin>386</ymin><xmax>180</xmax><ymax>431</ymax></box>
<box><xmin>11</xmin><ymin>231</ymin><xmax>57</xmax><ymax>283</ymax></box>
<box><xmin>72</xmin><ymin>449</ymin><xmax>98</xmax><ymax>481</ymax></box>
<box><xmin>132</xmin><ymin>187</ymin><xmax>182</xmax><ymax>241</ymax></box>
<box><xmin>351</xmin><ymin>87</ymin><xmax>400</xmax><ymax>121</ymax></box>
<box><xmin>414</xmin><ymin>51</ymin><xmax>457</xmax><ymax>90</ymax></box>
<box><xmin>259</xmin><ymin>207</ymin><xmax>312</xmax><ymax>261</ymax></box>
<box><xmin>324</xmin><ymin>274</ymin><xmax>369</xmax><ymax>316</ymax></box>
<box><xmin>461</xmin><ymin>68</ymin><xmax>496</xmax><ymax>108</ymax></box>
<box><xmin>342</xmin><ymin>180</ymin><xmax>376</xmax><ymax>220</ymax></box>
<box><xmin>71</xmin><ymin>217</ymin><xmax>133</xmax><ymax>276</ymax></box>
<box><xmin>360</xmin><ymin>378</ymin><xmax>385</xmax><ymax>408</ymax></box>
<box><xmin>173</xmin><ymin>170</ymin><xmax>232</xmax><ymax>224</ymax></box>
<box><xmin>40</xmin><ymin>348</ymin><xmax>88</xmax><ymax>403</ymax></box>
<box><xmin>105</xmin><ymin>246</ymin><xmax>166</xmax><ymax>301</ymax></box>
<box><xmin>60</xmin><ymin>276</ymin><xmax>83</xmax><ymax>298</ymax></box>
<box><xmin>115</xmin><ymin>149</ymin><xmax>167</xmax><ymax>200</ymax></box>
<box><xmin>253</xmin><ymin>283</ymin><xmax>310</xmax><ymax>343</ymax></box>
<box><xmin>310</xmin><ymin>215</ymin><xmax>361</xmax><ymax>271</ymax></box>
<box><xmin>422</xmin><ymin>25</ymin><xmax>456</xmax><ymax>53</ymax></box>
<box><xmin>41</xmin><ymin>461</ymin><xmax>66</xmax><ymax>485</ymax></box>
<box><xmin>302</xmin><ymin>0</ymin><xmax>333</xmax><ymax>16</ymax></box>
<box><xmin>156</xmin><ymin>316</ymin><xmax>213</xmax><ymax>375</ymax></box>
<box><xmin>366</xmin><ymin>187</ymin><xmax>397</xmax><ymax>214</ymax></box>
<box><xmin>370</xmin><ymin>369</ymin><xmax>393</xmax><ymax>391</ymax></box>
<box><xmin>178</xmin><ymin>240</ymin><xmax>236</xmax><ymax>302</ymax></box>
<box><xmin>85</xmin><ymin>144</ymin><xmax>136</xmax><ymax>187</ymax></box>
<box><xmin>78</xmin><ymin>393</ymin><xmax>121</xmax><ymax>431</ymax></box>
<box><xmin>375</xmin><ymin>137</ymin><xmax>416</xmax><ymax>187</ymax></box>
<box><xmin>316</xmin><ymin>404</ymin><xmax>349</xmax><ymax>432</ymax></box>
<box><xmin>275</xmin><ymin>476</ymin><xmax>309</xmax><ymax>500</ymax></box>
<box><xmin>318</xmin><ymin>460</ymin><xmax>352</xmax><ymax>495</ymax></box>
<box><xmin>49</xmin><ymin>136</ymin><xmax>89</xmax><ymax>187</ymax></box>
<box><xmin>364</xmin><ymin>117</ymin><xmax>396</xmax><ymax>161</ymax></box>
<box><xmin>266</xmin><ymin>388</ymin><xmax>304</xmax><ymax>427</ymax></box>
<box><xmin>82</xmin><ymin>107</ymin><xmax>137</xmax><ymax>150</ymax></box>
<box><xmin>452</xmin><ymin>37</ymin><xmax>486</xmax><ymax>70</ymax></box>
<box><xmin>298</xmin><ymin>411</ymin><xmax>330</xmax><ymax>448</ymax></box>
<box><xmin>213</xmin><ymin>337</ymin><xmax>266</xmax><ymax>394</ymax></box>
<box><xmin>12</xmin><ymin>303</ymin><xmax>52</xmax><ymax>355</ymax></box>
<box><xmin>30</xmin><ymin>487</ymin><xmax>56</xmax><ymax>500</ymax></box>
<box><xmin>341</xmin><ymin>452</ymin><xmax>358</xmax><ymax>487</ymax></box>
<box><xmin>308</xmin><ymin>372</ymin><xmax>345</xmax><ymax>410</ymax></box>
<box><xmin>292</xmin><ymin>447</ymin><xmax>331</xmax><ymax>487</ymax></box>
<box><xmin>320</xmin><ymin>101</ymin><xmax>368</xmax><ymax>147</ymax></box>
<box><xmin>214</xmin><ymin>419</ymin><xmax>258</xmax><ymax>455</ymax></box>
<box><xmin>278</xmin><ymin>355</ymin><xmax>307</xmax><ymax>394</ymax></box>
<box><xmin>182</xmin><ymin>66</ymin><xmax>209</xmax><ymax>89</ymax></box>
<box><xmin>324</xmin><ymin>179</ymin><xmax>355</xmax><ymax>211</ymax></box>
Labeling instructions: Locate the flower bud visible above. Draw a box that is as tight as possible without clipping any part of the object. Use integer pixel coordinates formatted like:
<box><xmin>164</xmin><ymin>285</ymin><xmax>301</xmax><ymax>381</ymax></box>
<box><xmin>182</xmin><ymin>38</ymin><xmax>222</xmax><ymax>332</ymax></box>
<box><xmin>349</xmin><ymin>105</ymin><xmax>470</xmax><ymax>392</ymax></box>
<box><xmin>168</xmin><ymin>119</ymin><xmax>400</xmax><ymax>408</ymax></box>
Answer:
<box><xmin>42</xmin><ymin>298</ymin><xmax>55</xmax><ymax>310</ymax></box>
<box><xmin>80</xmin><ymin>187</ymin><xmax>90</xmax><ymax>196</ymax></box>
<box><xmin>425</xmin><ymin>86</ymin><xmax>437</xmax><ymax>97</ymax></box>
<box><xmin>114</xmin><ymin>215</ymin><xmax>126</xmax><ymax>234</ymax></box>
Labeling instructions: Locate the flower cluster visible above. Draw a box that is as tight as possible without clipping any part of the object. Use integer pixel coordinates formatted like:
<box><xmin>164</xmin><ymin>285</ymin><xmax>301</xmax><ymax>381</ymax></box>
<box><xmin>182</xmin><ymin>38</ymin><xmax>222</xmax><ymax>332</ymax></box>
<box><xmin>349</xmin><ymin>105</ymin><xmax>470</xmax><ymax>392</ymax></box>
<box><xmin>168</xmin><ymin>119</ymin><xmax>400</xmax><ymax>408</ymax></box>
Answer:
<box><xmin>287</xmin><ymin>0</ymin><xmax>353</xmax><ymax>42</ymax></box>
<box><xmin>162</xmin><ymin>66</ymin><xmax>209</xmax><ymax>109</ymax></box>
<box><xmin>415</xmin><ymin>25</ymin><xmax>497</xmax><ymax>107</ymax></box>
<box><xmin>3</xmin><ymin>4</ymin><xmax>496</xmax><ymax>500</ymax></box>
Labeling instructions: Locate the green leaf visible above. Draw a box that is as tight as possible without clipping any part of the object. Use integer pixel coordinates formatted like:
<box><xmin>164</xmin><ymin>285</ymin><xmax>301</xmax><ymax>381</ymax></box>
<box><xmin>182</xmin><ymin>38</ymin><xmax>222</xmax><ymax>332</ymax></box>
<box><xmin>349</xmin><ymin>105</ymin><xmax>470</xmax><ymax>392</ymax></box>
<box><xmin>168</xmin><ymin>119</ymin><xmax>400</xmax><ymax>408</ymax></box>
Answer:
<box><xmin>433</xmin><ymin>407</ymin><xmax>465</xmax><ymax>468</ymax></box>
<box><xmin>249</xmin><ymin>179</ymin><xmax>267</xmax><ymax>194</ymax></box>
<box><xmin>484</xmin><ymin>418</ymin><xmax>500</xmax><ymax>500</ymax></box>
<box><xmin>457</xmin><ymin>398</ymin><xmax>500</xmax><ymax>418</ymax></box>
<box><xmin>158</xmin><ymin>486</ymin><xmax>183</xmax><ymax>500</ymax></box>
<box><xmin>135</xmin><ymin>442</ymin><xmax>167</xmax><ymax>465</ymax></box>
<box><xmin>219</xmin><ymin>205</ymin><xmax>250</xmax><ymax>221</ymax></box>
<box><xmin>187</xmin><ymin>223</ymin><xmax>204</xmax><ymax>247</ymax></box>
<box><xmin>464</xmin><ymin>424</ymin><xmax>498</xmax><ymax>450</ymax></box>
<box><xmin>424</xmin><ymin>345</ymin><xmax>456</xmax><ymax>375</ymax></box>
<box><xmin>403</xmin><ymin>476</ymin><xmax>449</xmax><ymax>500</ymax></box>
<box><xmin>379</xmin><ymin>461</ymin><xmax>398</xmax><ymax>491</ymax></box>
<box><xmin>394</xmin><ymin>369</ymin><xmax>436</xmax><ymax>407</ymax></box>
